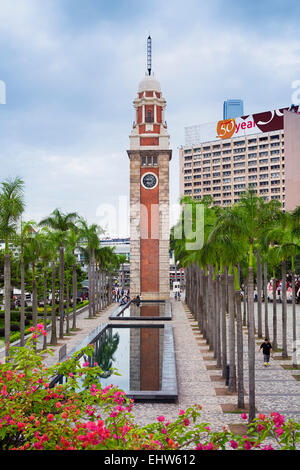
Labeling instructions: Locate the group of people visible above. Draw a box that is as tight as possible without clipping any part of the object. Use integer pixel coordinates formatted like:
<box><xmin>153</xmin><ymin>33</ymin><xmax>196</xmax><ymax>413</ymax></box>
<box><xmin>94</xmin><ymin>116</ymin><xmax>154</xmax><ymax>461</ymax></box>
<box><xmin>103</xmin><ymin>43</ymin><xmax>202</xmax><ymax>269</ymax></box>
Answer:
<box><xmin>266</xmin><ymin>275</ymin><xmax>300</xmax><ymax>303</ymax></box>
<box><xmin>112</xmin><ymin>288</ymin><xmax>130</xmax><ymax>305</ymax></box>
<box><xmin>174</xmin><ymin>291</ymin><xmax>181</xmax><ymax>301</ymax></box>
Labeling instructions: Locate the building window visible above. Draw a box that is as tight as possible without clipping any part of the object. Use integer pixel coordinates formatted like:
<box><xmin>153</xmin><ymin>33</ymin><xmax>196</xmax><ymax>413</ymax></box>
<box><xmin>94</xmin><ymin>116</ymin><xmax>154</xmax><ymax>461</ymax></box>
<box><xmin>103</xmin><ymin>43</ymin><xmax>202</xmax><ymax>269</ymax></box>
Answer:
<box><xmin>142</xmin><ymin>155</ymin><xmax>158</xmax><ymax>167</ymax></box>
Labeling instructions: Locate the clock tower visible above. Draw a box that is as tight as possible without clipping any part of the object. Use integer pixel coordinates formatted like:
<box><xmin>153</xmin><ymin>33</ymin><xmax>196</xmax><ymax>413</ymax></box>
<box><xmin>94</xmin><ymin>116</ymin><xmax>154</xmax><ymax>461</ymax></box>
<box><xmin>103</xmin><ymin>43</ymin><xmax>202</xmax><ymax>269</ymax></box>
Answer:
<box><xmin>127</xmin><ymin>37</ymin><xmax>172</xmax><ymax>300</ymax></box>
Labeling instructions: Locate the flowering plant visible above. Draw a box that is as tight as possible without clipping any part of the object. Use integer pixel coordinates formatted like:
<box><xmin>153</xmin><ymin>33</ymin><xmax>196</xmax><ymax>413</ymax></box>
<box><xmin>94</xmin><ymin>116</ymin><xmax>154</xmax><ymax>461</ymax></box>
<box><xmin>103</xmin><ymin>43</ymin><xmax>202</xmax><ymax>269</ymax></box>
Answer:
<box><xmin>0</xmin><ymin>328</ymin><xmax>299</xmax><ymax>450</ymax></box>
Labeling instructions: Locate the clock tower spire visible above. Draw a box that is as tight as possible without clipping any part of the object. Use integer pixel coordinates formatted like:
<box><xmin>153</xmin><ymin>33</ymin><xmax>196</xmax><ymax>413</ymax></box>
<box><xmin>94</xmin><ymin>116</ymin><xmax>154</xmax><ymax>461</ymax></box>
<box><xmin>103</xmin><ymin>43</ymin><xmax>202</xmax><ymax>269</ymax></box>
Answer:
<box><xmin>127</xmin><ymin>37</ymin><xmax>172</xmax><ymax>300</ymax></box>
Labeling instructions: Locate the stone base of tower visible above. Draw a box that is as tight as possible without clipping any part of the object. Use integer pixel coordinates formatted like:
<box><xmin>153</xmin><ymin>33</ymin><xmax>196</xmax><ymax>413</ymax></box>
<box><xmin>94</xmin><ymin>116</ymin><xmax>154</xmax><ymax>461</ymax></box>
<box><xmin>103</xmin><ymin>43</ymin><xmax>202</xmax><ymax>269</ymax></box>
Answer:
<box><xmin>140</xmin><ymin>291</ymin><xmax>170</xmax><ymax>301</ymax></box>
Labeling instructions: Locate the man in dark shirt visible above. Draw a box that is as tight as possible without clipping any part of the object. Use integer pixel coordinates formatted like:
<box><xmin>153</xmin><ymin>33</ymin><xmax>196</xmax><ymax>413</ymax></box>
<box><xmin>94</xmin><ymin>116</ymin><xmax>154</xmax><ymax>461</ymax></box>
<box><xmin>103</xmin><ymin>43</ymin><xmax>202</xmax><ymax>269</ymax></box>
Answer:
<box><xmin>259</xmin><ymin>338</ymin><xmax>273</xmax><ymax>367</ymax></box>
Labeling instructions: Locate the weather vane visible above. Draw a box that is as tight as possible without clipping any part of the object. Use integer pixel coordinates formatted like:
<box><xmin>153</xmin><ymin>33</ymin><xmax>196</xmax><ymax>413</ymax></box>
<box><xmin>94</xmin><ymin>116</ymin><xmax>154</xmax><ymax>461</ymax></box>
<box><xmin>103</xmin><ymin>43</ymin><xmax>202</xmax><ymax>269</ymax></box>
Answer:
<box><xmin>147</xmin><ymin>35</ymin><xmax>152</xmax><ymax>76</ymax></box>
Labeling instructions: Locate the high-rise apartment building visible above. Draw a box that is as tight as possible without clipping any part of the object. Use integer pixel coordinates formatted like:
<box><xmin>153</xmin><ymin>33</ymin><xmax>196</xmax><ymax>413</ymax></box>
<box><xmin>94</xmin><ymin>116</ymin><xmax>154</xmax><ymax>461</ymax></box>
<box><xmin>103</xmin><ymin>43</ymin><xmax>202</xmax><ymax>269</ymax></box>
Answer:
<box><xmin>223</xmin><ymin>99</ymin><xmax>244</xmax><ymax>119</ymax></box>
<box><xmin>180</xmin><ymin>106</ymin><xmax>300</xmax><ymax>211</ymax></box>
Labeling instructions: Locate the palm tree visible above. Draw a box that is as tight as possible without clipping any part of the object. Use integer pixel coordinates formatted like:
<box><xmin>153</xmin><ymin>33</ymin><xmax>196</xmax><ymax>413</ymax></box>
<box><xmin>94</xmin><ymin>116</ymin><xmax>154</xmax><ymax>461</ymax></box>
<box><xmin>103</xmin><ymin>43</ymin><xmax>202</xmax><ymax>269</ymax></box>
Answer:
<box><xmin>214</xmin><ymin>190</ymin><xmax>260</xmax><ymax>422</ymax></box>
<box><xmin>266</xmin><ymin>246</ymin><xmax>280</xmax><ymax>351</ymax></box>
<box><xmin>118</xmin><ymin>254</ymin><xmax>127</xmax><ymax>291</ymax></box>
<box><xmin>65</xmin><ymin>228</ymin><xmax>80</xmax><ymax>331</ymax></box>
<box><xmin>24</xmin><ymin>233</ymin><xmax>43</xmax><ymax>330</ymax></box>
<box><xmin>39</xmin><ymin>209</ymin><xmax>78</xmax><ymax>339</ymax></box>
<box><xmin>291</xmin><ymin>206</ymin><xmax>300</xmax><ymax>366</ymax></box>
<box><xmin>256</xmin><ymin>252</ymin><xmax>263</xmax><ymax>338</ymax></box>
<box><xmin>0</xmin><ymin>177</ymin><xmax>25</xmax><ymax>359</ymax></box>
<box><xmin>14</xmin><ymin>220</ymin><xmax>36</xmax><ymax>346</ymax></box>
<box><xmin>78</xmin><ymin>219</ymin><xmax>102</xmax><ymax>318</ymax></box>
<box><xmin>266</xmin><ymin>211</ymin><xmax>300</xmax><ymax>359</ymax></box>
<box><xmin>208</xmin><ymin>210</ymin><xmax>246</xmax><ymax>399</ymax></box>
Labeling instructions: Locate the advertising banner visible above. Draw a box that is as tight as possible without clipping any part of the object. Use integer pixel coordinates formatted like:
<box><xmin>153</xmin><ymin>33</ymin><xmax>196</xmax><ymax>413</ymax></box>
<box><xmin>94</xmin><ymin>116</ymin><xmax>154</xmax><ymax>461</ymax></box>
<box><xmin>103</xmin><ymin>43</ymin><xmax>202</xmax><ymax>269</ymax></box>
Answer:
<box><xmin>185</xmin><ymin>105</ymin><xmax>299</xmax><ymax>146</ymax></box>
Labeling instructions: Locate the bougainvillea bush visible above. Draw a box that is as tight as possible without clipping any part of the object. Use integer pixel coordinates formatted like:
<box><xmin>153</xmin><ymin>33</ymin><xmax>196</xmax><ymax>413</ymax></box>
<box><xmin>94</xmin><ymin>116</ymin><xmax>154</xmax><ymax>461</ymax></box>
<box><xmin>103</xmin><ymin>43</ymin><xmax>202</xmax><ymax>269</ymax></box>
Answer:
<box><xmin>0</xmin><ymin>326</ymin><xmax>299</xmax><ymax>450</ymax></box>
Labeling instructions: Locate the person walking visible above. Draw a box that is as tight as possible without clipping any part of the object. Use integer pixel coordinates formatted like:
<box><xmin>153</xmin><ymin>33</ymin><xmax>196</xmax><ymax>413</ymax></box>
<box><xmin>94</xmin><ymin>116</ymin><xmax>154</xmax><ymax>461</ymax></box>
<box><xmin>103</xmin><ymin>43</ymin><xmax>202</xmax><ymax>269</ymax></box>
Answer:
<box><xmin>259</xmin><ymin>338</ymin><xmax>273</xmax><ymax>367</ymax></box>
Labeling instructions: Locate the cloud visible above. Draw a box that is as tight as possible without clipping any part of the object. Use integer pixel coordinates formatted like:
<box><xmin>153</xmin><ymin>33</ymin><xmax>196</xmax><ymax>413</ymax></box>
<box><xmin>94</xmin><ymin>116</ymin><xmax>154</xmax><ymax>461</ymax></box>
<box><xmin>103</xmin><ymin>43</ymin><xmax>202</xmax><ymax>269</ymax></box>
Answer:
<box><xmin>0</xmin><ymin>0</ymin><xmax>300</xmax><ymax>234</ymax></box>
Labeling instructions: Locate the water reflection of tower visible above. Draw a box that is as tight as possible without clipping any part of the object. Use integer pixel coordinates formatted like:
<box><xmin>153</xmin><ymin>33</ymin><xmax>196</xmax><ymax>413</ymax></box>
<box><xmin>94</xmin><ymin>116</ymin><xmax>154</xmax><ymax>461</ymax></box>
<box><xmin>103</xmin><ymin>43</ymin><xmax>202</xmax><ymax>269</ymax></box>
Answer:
<box><xmin>129</xmin><ymin>326</ymin><xmax>163</xmax><ymax>391</ymax></box>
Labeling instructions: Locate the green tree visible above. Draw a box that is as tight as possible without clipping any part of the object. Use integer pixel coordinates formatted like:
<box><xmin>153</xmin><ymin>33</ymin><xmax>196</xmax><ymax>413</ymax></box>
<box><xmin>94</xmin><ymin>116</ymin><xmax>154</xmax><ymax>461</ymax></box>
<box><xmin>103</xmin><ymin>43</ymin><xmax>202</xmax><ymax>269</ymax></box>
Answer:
<box><xmin>39</xmin><ymin>209</ymin><xmax>78</xmax><ymax>339</ymax></box>
<box><xmin>0</xmin><ymin>177</ymin><xmax>25</xmax><ymax>359</ymax></box>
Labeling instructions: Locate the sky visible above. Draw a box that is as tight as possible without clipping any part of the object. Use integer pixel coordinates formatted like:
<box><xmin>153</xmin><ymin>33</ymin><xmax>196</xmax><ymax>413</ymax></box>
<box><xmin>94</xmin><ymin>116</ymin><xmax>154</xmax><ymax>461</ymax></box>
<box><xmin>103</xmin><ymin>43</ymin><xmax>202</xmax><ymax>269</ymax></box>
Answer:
<box><xmin>1</xmin><ymin>0</ymin><xmax>300</xmax><ymax>236</ymax></box>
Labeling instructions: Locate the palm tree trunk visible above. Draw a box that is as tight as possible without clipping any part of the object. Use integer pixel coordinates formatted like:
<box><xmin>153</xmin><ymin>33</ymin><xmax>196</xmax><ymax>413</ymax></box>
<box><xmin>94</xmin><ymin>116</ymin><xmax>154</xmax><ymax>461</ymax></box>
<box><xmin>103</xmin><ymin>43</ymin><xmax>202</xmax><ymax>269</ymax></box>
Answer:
<box><xmin>216</xmin><ymin>270</ymin><xmax>222</xmax><ymax>368</ymax></box>
<box><xmin>59</xmin><ymin>246</ymin><xmax>64</xmax><ymax>339</ymax></box>
<box><xmin>202</xmin><ymin>270</ymin><xmax>208</xmax><ymax>341</ymax></box>
<box><xmin>92</xmin><ymin>249</ymin><xmax>96</xmax><ymax>316</ymax></box>
<box><xmin>281</xmin><ymin>259</ymin><xmax>288</xmax><ymax>358</ymax></box>
<box><xmin>50</xmin><ymin>260</ymin><xmax>57</xmax><ymax>346</ymax></box>
<box><xmin>212</xmin><ymin>274</ymin><xmax>217</xmax><ymax>357</ymax></box>
<box><xmin>122</xmin><ymin>264</ymin><xmax>125</xmax><ymax>292</ymax></box>
<box><xmin>4</xmin><ymin>253</ymin><xmax>11</xmax><ymax>360</ymax></box>
<box><xmin>32</xmin><ymin>266</ymin><xmax>38</xmax><ymax>329</ymax></box>
<box><xmin>272</xmin><ymin>275</ymin><xmax>278</xmax><ymax>350</ymax></box>
<box><xmin>257</xmin><ymin>253</ymin><xmax>263</xmax><ymax>338</ymax></box>
<box><xmin>228</xmin><ymin>270</ymin><xmax>236</xmax><ymax>393</ymax></box>
<box><xmin>235</xmin><ymin>265</ymin><xmax>245</xmax><ymax>409</ymax></box>
<box><xmin>20</xmin><ymin>260</ymin><xmax>25</xmax><ymax>347</ymax></box>
<box><xmin>88</xmin><ymin>249</ymin><xmax>92</xmax><ymax>319</ymax></box>
<box><xmin>95</xmin><ymin>263</ymin><xmax>99</xmax><ymax>313</ymax></box>
<box><xmin>207</xmin><ymin>266</ymin><xmax>213</xmax><ymax>350</ymax></box>
<box><xmin>72</xmin><ymin>263</ymin><xmax>77</xmax><ymax>330</ymax></box>
<box><xmin>264</xmin><ymin>262</ymin><xmax>269</xmax><ymax>339</ymax></box>
<box><xmin>198</xmin><ymin>269</ymin><xmax>204</xmax><ymax>333</ymax></box>
<box><xmin>292</xmin><ymin>267</ymin><xmax>297</xmax><ymax>367</ymax></box>
<box><xmin>66</xmin><ymin>280</ymin><xmax>70</xmax><ymax>335</ymax></box>
<box><xmin>248</xmin><ymin>265</ymin><xmax>256</xmax><ymax>423</ymax></box>
<box><xmin>221</xmin><ymin>270</ymin><xmax>227</xmax><ymax>379</ymax></box>
<box><xmin>42</xmin><ymin>267</ymin><xmax>47</xmax><ymax>350</ymax></box>
<box><xmin>243</xmin><ymin>278</ymin><xmax>248</xmax><ymax>327</ymax></box>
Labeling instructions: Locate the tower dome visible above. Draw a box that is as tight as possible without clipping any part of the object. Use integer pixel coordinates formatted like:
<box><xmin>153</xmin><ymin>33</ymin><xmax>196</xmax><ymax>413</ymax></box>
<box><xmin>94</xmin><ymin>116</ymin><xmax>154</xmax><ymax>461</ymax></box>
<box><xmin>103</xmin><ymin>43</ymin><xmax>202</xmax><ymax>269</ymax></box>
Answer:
<box><xmin>138</xmin><ymin>74</ymin><xmax>161</xmax><ymax>93</ymax></box>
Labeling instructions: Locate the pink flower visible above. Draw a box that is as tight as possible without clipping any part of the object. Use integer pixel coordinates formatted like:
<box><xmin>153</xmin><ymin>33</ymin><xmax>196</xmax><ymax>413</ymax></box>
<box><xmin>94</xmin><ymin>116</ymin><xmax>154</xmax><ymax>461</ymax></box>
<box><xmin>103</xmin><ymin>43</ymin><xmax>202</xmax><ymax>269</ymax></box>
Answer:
<box><xmin>244</xmin><ymin>440</ymin><xmax>252</xmax><ymax>450</ymax></box>
<box><xmin>263</xmin><ymin>445</ymin><xmax>274</xmax><ymax>450</ymax></box>
<box><xmin>55</xmin><ymin>402</ymin><xmax>62</xmax><ymax>409</ymax></box>
<box><xmin>275</xmin><ymin>427</ymin><xmax>284</xmax><ymax>436</ymax></box>
<box><xmin>183</xmin><ymin>418</ymin><xmax>190</xmax><ymax>426</ymax></box>
<box><xmin>179</xmin><ymin>409</ymin><xmax>185</xmax><ymax>416</ymax></box>
<box><xmin>68</xmin><ymin>373</ymin><xmax>73</xmax><ymax>378</ymax></box>
<box><xmin>230</xmin><ymin>440</ymin><xmax>238</xmax><ymax>449</ymax></box>
<box><xmin>195</xmin><ymin>443</ymin><xmax>204</xmax><ymax>450</ymax></box>
<box><xmin>271</xmin><ymin>412</ymin><xmax>285</xmax><ymax>428</ymax></box>
<box><xmin>47</xmin><ymin>414</ymin><xmax>54</xmax><ymax>422</ymax></box>
<box><xmin>157</xmin><ymin>416</ymin><xmax>165</xmax><ymax>422</ymax></box>
<box><xmin>241</xmin><ymin>413</ymin><xmax>248</xmax><ymax>420</ymax></box>
<box><xmin>204</xmin><ymin>442</ymin><xmax>214</xmax><ymax>450</ymax></box>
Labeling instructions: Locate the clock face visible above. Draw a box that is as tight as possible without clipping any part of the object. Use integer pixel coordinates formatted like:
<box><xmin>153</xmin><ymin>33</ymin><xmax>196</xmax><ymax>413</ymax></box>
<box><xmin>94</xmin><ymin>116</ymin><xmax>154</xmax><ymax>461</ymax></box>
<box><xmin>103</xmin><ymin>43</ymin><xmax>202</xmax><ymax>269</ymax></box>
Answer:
<box><xmin>141</xmin><ymin>172</ymin><xmax>158</xmax><ymax>189</ymax></box>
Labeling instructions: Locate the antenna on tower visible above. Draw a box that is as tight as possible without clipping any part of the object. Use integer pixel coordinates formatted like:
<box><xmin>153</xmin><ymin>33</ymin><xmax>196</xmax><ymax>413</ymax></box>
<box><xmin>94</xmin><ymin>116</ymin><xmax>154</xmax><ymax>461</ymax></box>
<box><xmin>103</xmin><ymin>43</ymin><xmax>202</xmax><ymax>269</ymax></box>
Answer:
<box><xmin>147</xmin><ymin>35</ymin><xmax>152</xmax><ymax>76</ymax></box>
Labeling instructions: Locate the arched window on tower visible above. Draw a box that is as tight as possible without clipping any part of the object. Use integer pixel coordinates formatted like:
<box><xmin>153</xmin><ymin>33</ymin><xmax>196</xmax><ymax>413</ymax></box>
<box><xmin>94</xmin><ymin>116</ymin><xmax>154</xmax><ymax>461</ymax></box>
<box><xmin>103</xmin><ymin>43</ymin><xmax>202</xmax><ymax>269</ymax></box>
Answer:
<box><xmin>145</xmin><ymin>109</ymin><xmax>153</xmax><ymax>123</ymax></box>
